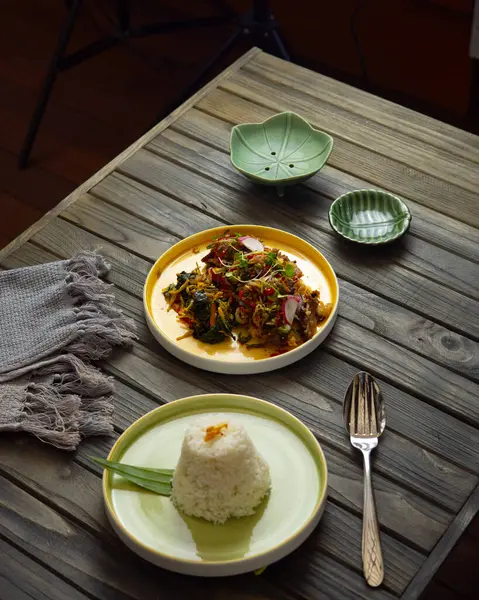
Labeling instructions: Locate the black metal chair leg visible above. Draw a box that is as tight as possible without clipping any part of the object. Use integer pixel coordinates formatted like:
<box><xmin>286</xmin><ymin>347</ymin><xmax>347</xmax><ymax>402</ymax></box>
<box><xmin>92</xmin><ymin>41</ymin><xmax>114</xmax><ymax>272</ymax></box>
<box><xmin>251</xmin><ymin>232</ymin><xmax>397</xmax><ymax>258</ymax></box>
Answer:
<box><xmin>270</xmin><ymin>28</ymin><xmax>290</xmax><ymax>61</ymax></box>
<box><xmin>185</xmin><ymin>28</ymin><xmax>244</xmax><ymax>94</ymax></box>
<box><xmin>18</xmin><ymin>0</ymin><xmax>82</xmax><ymax>168</ymax></box>
<box><xmin>150</xmin><ymin>28</ymin><xmax>243</xmax><ymax>129</ymax></box>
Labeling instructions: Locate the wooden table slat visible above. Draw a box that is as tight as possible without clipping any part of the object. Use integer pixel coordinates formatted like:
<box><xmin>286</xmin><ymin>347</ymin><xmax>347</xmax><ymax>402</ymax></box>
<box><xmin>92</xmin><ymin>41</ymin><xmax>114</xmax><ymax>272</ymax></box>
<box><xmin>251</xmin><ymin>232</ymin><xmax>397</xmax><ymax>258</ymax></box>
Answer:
<box><xmin>0</xmin><ymin>434</ymin><xmax>421</xmax><ymax>596</ymax></box>
<box><xmin>10</xmin><ymin>239</ymin><xmax>479</xmax><ymax>484</ymax></box>
<box><xmin>62</xmin><ymin>191</ymin><xmax>479</xmax><ymax>426</ymax></box>
<box><xmin>76</xmin><ymin>380</ymin><xmax>450</xmax><ymax>558</ymax></box>
<box><xmin>170</xmin><ymin>107</ymin><xmax>479</xmax><ymax>264</ymax></box>
<box><xmin>150</xmin><ymin>128</ymin><xmax>479</xmax><ymax>299</ymax></box>
<box><xmin>0</xmin><ymin>473</ymin><xmax>310</xmax><ymax>600</ymax></box>
<box><xmin>7</xmin><ymin>229</ymin><xmax>478</xmax><ymax>507</ymax></box>
<box><xmin>88</xmin><ymin>171</ymin><xmax>479</xmax><ymax>387</ymax></box>
<box><xmin>104</xmin><ymin>153</ymin><xmax>479</xmax><ymax>425</ymax></box>
<box><xmin>0</xmin><ymin>537</ymin><xmax>91</xmax><ymax>600</ymax></box>
<box><xmin>103</xmin><ymin>355</ymin><xmax>454</xmax><ymax>551</ymax></box>
<box><xmin>196</xmin><ymin>88</ymin><xmax>479</xmax><ymax>228</ymax></box>
<box><xmin>247</xmin><ymin>53</ymin><xmax>479</xmax><ymax>165</ymax></box>
<box><xmin>0</xmin><ymin>249</ymin><xmax>467</xmax><ymax>567</ymax></box>
<box><xmin>117</xmin><ymin>146</ymin><xmax>479</xmax><ymax>344</ymax></box>
<box><xmin>226</xmin><ymin>68</ymin><xmax>479</xmax><ymax>188</ymax></box>
<box><xmin>107</xmin><ymin>340</ymin><xmax>475</xmax><ymax>513</ymax></box>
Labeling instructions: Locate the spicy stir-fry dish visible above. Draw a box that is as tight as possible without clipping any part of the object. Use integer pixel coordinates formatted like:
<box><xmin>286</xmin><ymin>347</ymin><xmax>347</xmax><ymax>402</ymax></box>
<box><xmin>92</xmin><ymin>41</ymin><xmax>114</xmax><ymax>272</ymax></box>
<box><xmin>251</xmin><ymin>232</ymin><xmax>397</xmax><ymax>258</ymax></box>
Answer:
<box><xmin>163</xmin><ymin>232</ymin><xmax>332</xmax><ymax>354</ymax></box>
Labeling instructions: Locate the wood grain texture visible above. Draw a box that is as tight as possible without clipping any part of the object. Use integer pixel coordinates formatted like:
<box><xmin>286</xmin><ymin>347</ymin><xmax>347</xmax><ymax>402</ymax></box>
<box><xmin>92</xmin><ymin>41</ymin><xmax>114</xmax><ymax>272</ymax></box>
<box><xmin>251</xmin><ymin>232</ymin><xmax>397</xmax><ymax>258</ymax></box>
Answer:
<box><xmin>1</xmin><ymin>246</ymin><xmax>470</xmax><ymax>546</ymax></box>
<box><xmin>0</xmin><ymin>474</ymin><xmax>302</xmax><ymax>600</ymax></box>
<box><xmin>145</xmin><ymin>130</ymin><xmax>479</xmax><ymax>378</ymax></box>
<box><xmin>9</xmin><ymin>222</ymin><xmax>479</xmax><ymax>491</ymax></box>
<box><xmin>34</xmin><ymin>217</ymin><xmax>152</xmax><ymax>298</ymax></box>
<box><xmin>404</xmin><ymin>484</ymin><xmax>479</xmax><ymax>599</ymax></box>
<box><xmin>0</xmin><ymin>475</ymin><xmax>174</xmax><ymax>600</ymax></box>
<box><xmin>29</xmin><ymin>198</ymin><xmax>479</xmax><ymax>448</ymax></box>
<box><xmin>7</xmin><ymin>233</ymin><xmax>462</xmax><ymax>555</ymax></box>
<box><xmin>110</xmin><ymin>152</ymin><xmax>479</xmax><ymax>424</ymax></box>
<box><xmin>196</xmin><ymin>88</ymin><xmax>479</xmax><ymax>227</ymax></box>
<box><xmin>162</xmin><ymin>135</ymin><xmax>476</xmax><ymax>295</ymax></box>
<box><xmin>170</xmin><ymin>107</ymin><xmax>479</xmax><ymax>265</ymax></box>
<box><xmin>155</xmin><ymin>126</ymin><xmax>479</xmax><ymax>297</ymax></box>
<box><xmin>102</xmin><ymin>137</ymin><xmax>479</xmax><ymax>378</ymax></box>
<box><xmin>6</xmin><ymin>223</ymin><xmax>478</xmax><ymax>508</ymax></box>
<box><xmin>0</xmin><ymin>537</ymin><xmax>90</xmax><ymax>600</ymax></box>
<box><xmin>1</xmin><ymin>238</ymin><xmax>474</xmax><ymax>599</ymax></box>
<box><xmin>246</xmin><ymin>53</ymin><xmax>479</xmax><ymax>164</ymax></box>
<box><xmin>125</xmin><ymin>140</ymin><xmax>479</xmax><ymax>343</ymax></box>
<box><xmin>83</xmin><ymin>373</ymin><xmax>451</xmax><ymax>556</ymax></box>
<box><xmin>0</xmin><ymin>422</ymin><xmax>421</xmax><ymax>596</ymax></box>
<box><xmin>105</xmin><ymin>342</ymin><xmax>475</xmax><ymax>515</ymax></box>
<box><xmin>62</xmin><ymin>195</ymin><xmax>181</xmax><ymax>260</ymax></box>
<box><xmin>222</xmin><ymin>74</ymin><xmax>477</xmax><ymax>198</ymax></box>
<box><xmin>0</xmin><ymin>47</ymin><xmax>261</xmax><ymax>264</ymax></box>
<box><xmin>233</xmin><ymin>65</ymin><xmax>479</xmax><ymax>183</ymax></box>
<box><xmin>63</xmin><ymin>189</ymin><xmax>479</xmax><ymax>425</ymax></box>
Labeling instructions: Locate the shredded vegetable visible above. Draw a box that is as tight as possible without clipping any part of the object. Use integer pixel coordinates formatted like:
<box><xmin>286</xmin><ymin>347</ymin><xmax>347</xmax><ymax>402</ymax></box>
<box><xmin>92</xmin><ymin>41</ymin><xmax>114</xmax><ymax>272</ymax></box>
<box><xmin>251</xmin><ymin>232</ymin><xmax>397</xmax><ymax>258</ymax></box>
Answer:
<box><xmin>163</xmin><ymin>231</ymin><xmax>332</xmax><ymax>354</ymax></box>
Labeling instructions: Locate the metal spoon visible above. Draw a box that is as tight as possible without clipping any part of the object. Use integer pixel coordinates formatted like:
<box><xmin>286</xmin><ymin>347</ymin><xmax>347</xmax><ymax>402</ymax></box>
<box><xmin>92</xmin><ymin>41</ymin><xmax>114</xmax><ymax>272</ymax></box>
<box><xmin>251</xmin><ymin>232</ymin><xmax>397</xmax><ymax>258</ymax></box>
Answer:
<box><xmin>343</xmin><ymin>371</ymin><xmax>386</xmax><ymax>587</ymax></box>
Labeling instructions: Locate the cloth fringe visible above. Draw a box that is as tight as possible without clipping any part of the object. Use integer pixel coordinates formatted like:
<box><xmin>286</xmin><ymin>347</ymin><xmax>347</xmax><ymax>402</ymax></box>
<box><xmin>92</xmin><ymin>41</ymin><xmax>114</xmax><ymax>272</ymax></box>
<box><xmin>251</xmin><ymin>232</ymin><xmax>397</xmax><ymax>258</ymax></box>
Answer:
<box><xmin>22</xmin><ymin>376</ymin><xmax>115</xmax><ymax>451</ymax></box>
<box><xmin>65</xmin><ymin>252</ymin><xmax>137</xmax><ymax>361</ymax></box>
<box><xmin>22</xmin><ymin>382</ymin><xmax>82</xmax><ymax>451</ymax></box>
<box><xmin>0</xmin><ymin>251</ymin><xmax>136</xmax><ymax>451</ymax></box>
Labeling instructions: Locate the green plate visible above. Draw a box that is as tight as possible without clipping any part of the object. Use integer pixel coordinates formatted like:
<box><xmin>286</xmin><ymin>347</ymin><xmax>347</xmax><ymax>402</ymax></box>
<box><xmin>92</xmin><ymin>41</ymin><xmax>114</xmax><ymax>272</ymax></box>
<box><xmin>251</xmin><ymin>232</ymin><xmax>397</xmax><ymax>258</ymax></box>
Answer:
<box><xmin>102</xmin><ymin>394</ymin><xmax>328</xmax><ymax>577</ymax></box>
<box><xmin>329</xmin><ymin>189</ymin><xmax>412</xmax><ymax>245</ymax></box>
<box><xmin>230</xmin><ymin>112</ymin><xmax>333</xmax><ymax>197</ymax></box>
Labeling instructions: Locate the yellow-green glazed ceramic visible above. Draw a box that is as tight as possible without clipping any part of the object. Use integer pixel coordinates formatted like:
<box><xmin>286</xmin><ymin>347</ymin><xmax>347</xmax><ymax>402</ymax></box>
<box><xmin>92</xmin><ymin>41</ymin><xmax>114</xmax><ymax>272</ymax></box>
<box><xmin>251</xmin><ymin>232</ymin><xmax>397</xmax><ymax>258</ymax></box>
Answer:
<box><xmin>143</xmin><ymin>225</ymin><xmax>339</xmax><ymax>374</ymax></box>
<box><xmin>230</xmin><ymin>112</ymin><xmax>333</xmax><ymax>196</ymax></box>
<box><xmin>102</xmin><ymin>394</ymin><xmax>328</xmax><ymax>576</ymax></box>
<box><xmin>329</xmin><ymin>189</ymin><xmax>412</xmax><ymax>245</ymax></box>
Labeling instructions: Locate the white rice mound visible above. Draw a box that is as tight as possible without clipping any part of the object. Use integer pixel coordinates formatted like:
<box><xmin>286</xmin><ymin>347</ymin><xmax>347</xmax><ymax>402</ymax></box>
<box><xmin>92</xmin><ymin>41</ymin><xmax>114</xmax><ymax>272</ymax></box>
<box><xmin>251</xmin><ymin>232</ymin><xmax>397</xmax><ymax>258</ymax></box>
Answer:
<box><xmin>171</xmin><ymin>415</ymin><xmax>271</xmax><ymax>524</ymax></box>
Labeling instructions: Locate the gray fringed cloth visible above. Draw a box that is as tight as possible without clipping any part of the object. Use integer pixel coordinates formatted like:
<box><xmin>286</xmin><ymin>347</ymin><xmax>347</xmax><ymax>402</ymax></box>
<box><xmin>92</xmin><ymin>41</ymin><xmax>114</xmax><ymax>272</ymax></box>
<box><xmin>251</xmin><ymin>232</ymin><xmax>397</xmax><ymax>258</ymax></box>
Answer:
<box><xmin>0</xmin><ymin>252</ymin><xmax>137</xmax><ymax>451</ymax></box>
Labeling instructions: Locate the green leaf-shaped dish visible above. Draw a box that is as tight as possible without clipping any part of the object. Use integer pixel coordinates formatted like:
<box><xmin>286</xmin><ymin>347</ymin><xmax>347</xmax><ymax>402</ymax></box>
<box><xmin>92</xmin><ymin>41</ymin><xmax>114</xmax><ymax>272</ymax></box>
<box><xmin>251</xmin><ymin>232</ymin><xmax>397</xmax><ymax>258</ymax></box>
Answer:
<box><xmin>230</xmin><ymin>112</ymin><xmax>333</xmax><ymax>196</ymax></box>
<box><xmin>329</xmin><ymin>189</ymin><xmax>412</xmax><ymax>245</ymax></box>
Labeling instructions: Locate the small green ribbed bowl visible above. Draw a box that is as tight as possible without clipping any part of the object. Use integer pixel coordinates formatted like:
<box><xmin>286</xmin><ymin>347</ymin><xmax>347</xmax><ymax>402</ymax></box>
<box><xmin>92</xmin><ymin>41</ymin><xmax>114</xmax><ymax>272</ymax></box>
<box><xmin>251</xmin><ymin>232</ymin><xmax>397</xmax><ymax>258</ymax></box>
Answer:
<box><xmin>328</xmin><ymin>189</ymin><xmax>412</xmax><ymax>245</ymax></box>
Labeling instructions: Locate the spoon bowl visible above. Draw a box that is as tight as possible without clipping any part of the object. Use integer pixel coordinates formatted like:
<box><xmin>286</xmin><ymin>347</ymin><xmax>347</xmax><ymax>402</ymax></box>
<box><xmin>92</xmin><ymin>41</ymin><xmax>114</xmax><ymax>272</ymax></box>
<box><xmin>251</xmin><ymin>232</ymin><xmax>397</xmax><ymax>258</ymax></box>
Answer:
<box><xmin>343</xmin><ymin>371</ymin><xmax>386</xmax><ymax>436</ymax></box>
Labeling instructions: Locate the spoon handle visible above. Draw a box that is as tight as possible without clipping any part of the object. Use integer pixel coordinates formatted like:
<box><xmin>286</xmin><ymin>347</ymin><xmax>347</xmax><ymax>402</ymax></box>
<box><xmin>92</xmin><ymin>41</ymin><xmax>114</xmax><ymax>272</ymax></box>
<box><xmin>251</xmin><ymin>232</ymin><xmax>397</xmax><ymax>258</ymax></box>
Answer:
<box><xmin>361</xmin><ymin>448</ymin><xmax>384</xmax><ymax>587</ymax></box>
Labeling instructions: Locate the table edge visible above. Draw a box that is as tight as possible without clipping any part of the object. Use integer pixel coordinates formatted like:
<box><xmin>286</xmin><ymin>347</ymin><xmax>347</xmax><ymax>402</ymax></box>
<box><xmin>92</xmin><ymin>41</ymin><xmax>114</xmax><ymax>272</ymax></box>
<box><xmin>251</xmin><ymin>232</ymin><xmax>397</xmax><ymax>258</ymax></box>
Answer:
<box><xmin>401</xmin><ymin>482</ymin><xmax>479</xmax><ymax>599</ymax></box>
<box><xmin>0</xmin><ymin>47</ymin><xmax>262</xmax><ymax>263</ymax></box>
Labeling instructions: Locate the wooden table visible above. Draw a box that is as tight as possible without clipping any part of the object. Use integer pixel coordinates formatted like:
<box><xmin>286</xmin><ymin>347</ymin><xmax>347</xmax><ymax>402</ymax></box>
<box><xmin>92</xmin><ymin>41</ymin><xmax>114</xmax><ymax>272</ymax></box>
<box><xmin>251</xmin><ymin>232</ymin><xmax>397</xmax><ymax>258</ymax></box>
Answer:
<box><xmin>1</xmin><ymin>48</ymin><xmax>479</xmax><ymax>600</ymax></box>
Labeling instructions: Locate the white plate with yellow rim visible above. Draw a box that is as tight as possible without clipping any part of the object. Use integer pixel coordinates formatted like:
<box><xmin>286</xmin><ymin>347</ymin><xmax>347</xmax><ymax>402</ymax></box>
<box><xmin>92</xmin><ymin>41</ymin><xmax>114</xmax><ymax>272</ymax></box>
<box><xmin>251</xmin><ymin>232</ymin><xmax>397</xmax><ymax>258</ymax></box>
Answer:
<box><xmin>102</xmin><ymin>393</ymin><xmax>328</xmax><ymax>576</ymax></box>
<box><xmin>143</xmin><ymin>225</ymin><xmax>339</xmax><ymax>374</ymax></box>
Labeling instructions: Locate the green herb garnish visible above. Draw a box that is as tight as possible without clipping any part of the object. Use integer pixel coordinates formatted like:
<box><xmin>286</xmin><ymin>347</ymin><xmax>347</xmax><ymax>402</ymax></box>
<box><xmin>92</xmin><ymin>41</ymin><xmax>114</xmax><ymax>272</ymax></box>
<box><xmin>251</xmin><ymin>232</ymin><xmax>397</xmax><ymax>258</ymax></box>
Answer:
<box><xmin>265</xmin><ymin>251</ymin><xmax>277</xmax><ymax>266</ymax></box>
<box><xmin>234</xmin><ymin>252</ymin><xmax>249</xmax><ymax>269</ymax></box>
<box><xmin>283</xmin><ymin>263</ymin><xmax>295</xmax><ymax>277</ymax></box>
<box><xmin>92</xmin><ymin>458</ymin><xmax>174</xmax><ymax>496</ymax></box>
